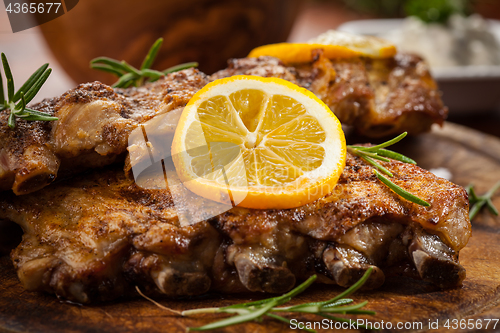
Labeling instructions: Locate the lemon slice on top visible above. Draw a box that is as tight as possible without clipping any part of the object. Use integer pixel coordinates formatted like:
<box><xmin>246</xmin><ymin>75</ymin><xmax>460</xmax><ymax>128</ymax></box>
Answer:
<box><xmin>248</xmin><ymin>30</ymin><xmax>397</xmax><ymax>64</ymax></box>
<box><xmin>171</xmin><ymin>75</ymin><xmax>346</xmax><ymax>210</ymax></box>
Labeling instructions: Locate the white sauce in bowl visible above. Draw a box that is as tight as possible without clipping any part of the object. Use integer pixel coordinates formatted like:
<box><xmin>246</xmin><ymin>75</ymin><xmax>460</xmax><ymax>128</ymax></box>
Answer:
<box><xmin>383</xmin><ymin>14</ymin><xmax>500</xmax><ymax>68</ymax></box>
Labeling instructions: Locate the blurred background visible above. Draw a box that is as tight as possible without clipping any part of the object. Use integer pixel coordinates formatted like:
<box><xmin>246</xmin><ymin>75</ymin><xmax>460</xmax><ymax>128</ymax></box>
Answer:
<box><xmin>1</xmin><ymin>0</ymin><xmax>500</xmax><ymax>137</ymax></box>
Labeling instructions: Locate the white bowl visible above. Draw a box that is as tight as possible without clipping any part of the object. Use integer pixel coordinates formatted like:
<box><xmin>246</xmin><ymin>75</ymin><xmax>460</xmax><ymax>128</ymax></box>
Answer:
<box><xmin>338</xmin><ymin>18</ymin><xmax>500</xmax><ymax>114</ymax></box>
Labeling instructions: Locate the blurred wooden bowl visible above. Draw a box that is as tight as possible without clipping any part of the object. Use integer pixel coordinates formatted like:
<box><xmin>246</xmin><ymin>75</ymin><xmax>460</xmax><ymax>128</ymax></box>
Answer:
<box><xmin>38</xmin><ymin>0</ymin><xmax>302</xmax><ymax>85</ymax></box>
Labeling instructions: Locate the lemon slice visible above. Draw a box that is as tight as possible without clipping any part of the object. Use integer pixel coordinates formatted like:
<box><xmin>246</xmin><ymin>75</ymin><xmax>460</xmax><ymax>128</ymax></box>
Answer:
<box><xmin>248</xmin><ymin>30</ymin><xmax>396</xmax><ymax>64</ymax></box>
<box><xmin>171</xmin><ymin>75</ymin><xmax>346</xmax><ymax>209</ymax></box>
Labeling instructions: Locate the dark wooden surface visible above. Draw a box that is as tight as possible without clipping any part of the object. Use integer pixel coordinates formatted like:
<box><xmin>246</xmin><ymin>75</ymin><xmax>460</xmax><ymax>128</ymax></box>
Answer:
<box><xmin>0</xmin><ymin>122</ymin><xmax>500</xmax><ymax>333</ymax></box>
<box><xmin>448</xmin><ymin>111</ymin><xmax>500</xmax><ymax>140</ymax></box>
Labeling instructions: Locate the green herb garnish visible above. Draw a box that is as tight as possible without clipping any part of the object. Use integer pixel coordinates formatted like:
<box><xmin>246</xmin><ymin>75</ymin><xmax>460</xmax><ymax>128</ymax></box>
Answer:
<box><xmin>90</xmin><ymin>38</ymin><xmax>198</xmax><ymax>88</ymax></box>
<box><xmin>466</xmin><ymin>182</ymin><xmax>500</xmax><ymax>220</ymax></box>
<box><xmin>183</xmin><ymin>268</ymin><xmax>375</xmax><ymax>332</ymax></box>
<box><xmin>347</xmin><ymin>132</ymin><xmax>431</xmax><ymax>207</ymax></box>
<box><xmin>0</xmin><ymin>53</ymin><xmax>57</xmax><ymax>129</ymax></box>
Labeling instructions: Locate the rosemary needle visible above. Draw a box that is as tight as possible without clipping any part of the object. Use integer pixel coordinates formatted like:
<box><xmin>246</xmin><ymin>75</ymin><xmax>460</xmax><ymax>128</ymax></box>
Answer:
<box><xmin>90</xmin><ymin>38</ymin><xmax>198</xmax><ymax>88</ymax></box>
<box><xmin>0</xmin><ymin>53</ymin><xmax>57</xmax><ymax>129</ymax></box>
<box><xmin>374</xmin><ymin>170</ymin><xmax>431</xmax><ymax>207</ymax></box>
<box><xmin>347</xmin><ymin>132</ymin><xmax>430</xmax><ymax>207</ymax></box>
<box><xmin>183</xmin><ymin>268</ymin><xmax>375</xmax><ymax>332</ymax></box>
<box><xmin>466</xmin><ymin>182</ymin><xmax>500</xmax><ymax>220</ymax></box>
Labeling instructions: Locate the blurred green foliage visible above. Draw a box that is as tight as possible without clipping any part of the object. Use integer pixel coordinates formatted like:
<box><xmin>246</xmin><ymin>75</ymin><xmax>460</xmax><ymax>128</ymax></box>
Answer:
<box><xmin>405</xmin><ymin>0</ymin><xmax>471</xmax><ymax>23</ymax></box>
<box><xmin>340</xmin><ymin>0</ymin><xmax>475</xmax><ymax>22</ymax></box>
<box><xmin>341</xmin><ymin>0</ymin><xmax>405</xmax><ymax>17</ymax></box>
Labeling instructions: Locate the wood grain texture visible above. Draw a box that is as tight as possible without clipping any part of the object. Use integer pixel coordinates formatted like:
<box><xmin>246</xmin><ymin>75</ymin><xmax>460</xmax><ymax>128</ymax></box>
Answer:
<box><xmin>0</xmin><ymin>122</ymin><xmax>499</xmax><ymax>333</ymax></box>
<box><xmin>38</xmin><ymin>0</ymin><xmax>302</xmax><ymax>83</ymax></box>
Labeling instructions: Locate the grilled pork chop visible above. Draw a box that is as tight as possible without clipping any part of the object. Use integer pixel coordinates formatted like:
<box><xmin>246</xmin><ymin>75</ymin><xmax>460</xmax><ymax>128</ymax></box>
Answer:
<box><xmin>0</xmin><ymin>69</ymin><xmax>209</xmax><ymax>196</ymax></box>
<box><xmin>1</xmin><ymin>53</ymin><xmax>446</xmax><ymax>196</ymax></box>
<box><xmin>212</xmin><ymin>52</ymin><xmax>447</xmax><ymax>137</ymax></box>
<box><xmin>0</xmin><ymin>153</ymin><xmax>470</xmax><ymax>303</ymax></box>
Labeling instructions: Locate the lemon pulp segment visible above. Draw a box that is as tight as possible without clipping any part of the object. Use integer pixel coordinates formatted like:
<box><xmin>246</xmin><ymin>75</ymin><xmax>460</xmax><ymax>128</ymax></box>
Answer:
<box><xmin>172</xmin><ymin>76</ymin><xmax>346</xmax><ymax>209</ymax></box>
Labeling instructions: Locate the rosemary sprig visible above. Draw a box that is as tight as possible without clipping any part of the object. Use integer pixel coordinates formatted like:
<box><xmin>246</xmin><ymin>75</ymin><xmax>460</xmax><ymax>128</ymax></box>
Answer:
<box><xmin>0</xmin><ymin>53</ymin><xmax>57</xmax><ymax>129</ymax></box>
<box><xmin>466</xmin><ymin>182</ymin><xmax>500</xmax><ymax>220</ymax></box>
<box><xmin>347</xmin><ymin>132</ymin><xmax>430</xmax><ymax>207</ymax></box>
<box><xmin>183</xmin><ymin>268</ymin><xmax>375</xmax><ymax>332</ymax></box>
<box><xmin>90</xmin><ymin>38</ymin><xmax>198</xmax><ymax>88</ymax></box>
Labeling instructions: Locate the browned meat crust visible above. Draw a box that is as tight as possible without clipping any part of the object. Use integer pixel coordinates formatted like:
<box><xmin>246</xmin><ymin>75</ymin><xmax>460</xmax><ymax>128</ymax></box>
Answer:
<box><xmin>0</xmin><ymin>69</ymin><xmax>209</xmax><ymax>195</ymax></box>
<box><xmin>0</xmin><ymin>153</ymin><xmax>470</xmax><ymax>303</ymax></box>
<box><xmin>1</xmin><ymin>53</ymin><xmax>445</xmax><ymax>196</ymax></box>
<box><xmin>212</xmin><ymin>52</ymin><xmax>447</xmax><ymax>137</ymax></box>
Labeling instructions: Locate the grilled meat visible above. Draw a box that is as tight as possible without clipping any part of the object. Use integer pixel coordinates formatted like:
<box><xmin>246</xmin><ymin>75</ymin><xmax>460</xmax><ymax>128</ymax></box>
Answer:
<box><xmin>0</xmin><ymin>153</ymin><xmax>470</xmax><ymax>303</ymax></box>
<box><xmin>1</xmin><ymin>52</ymin><xmax>446</xmax><ymax>196</ymax></box>
<box><xmin>0</xmin><ymin>69</ymin><xmax>209</xmax><ymax>195</ymax></box>
<box><xmin>212</xmin><ymin>52</ymin><xmax>447</xmax><ymax>137</ymax></box>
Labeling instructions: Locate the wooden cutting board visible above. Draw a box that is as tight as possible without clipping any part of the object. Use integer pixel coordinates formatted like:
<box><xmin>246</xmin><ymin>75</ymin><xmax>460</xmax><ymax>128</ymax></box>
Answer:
<box><xmin>1</xmin><ymin>122</ymin><xmax>499</xmax><ymax>333</ymax></box>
